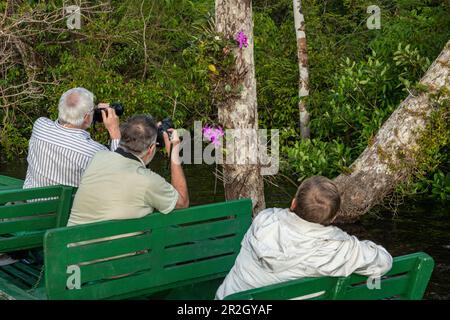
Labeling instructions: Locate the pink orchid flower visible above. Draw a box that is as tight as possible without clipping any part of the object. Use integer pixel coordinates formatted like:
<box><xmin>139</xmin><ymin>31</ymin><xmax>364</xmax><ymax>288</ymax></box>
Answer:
<box><xmin>236</xmin><ymin>31</ymin><xmax>248</xmax><ymax>49</ymax></box>
<box><xmin>203</xmin><ymin>125</ymin><xmax>224</xmax><ymax>147</ymax></box>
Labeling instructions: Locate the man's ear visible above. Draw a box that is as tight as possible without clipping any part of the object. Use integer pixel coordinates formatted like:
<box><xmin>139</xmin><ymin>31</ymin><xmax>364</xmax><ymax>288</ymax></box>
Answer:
<box><xmin>145</xmin><ymin>144</ymin><xmax>156</xmax><ymax>161</ymax></box>
<box><xmin>289</xmin><ymin>198</ymin><xmax>297</xmax><ymax>212</ymax></box>
<box><xmin>82</xmin><ymin>113</ymin><xmax>92</xmax><ymax>129</ymax></box>
<box><xmin>149</xmin><ymin>144</ymin><xmax>156</xmax><ymax>155</ymax></box>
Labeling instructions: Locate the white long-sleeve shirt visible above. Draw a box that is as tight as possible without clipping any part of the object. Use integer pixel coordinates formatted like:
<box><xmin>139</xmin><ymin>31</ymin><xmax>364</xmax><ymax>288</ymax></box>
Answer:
<box><xmin>23</xmin><ymin>117</ymin><xmax>119</xmax><ymax>188</ymax></box>
<box><xmin>216</xmin><ymin>207</ymin><xmax>393</xmax><ymax>299</ymax></box>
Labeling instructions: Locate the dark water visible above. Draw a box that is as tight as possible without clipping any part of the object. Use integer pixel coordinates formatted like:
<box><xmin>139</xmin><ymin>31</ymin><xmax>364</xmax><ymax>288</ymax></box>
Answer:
<box><xmin>1</xmin><ymin>157</ymin><xmax>449</xmax><ymax>300</ymax></box>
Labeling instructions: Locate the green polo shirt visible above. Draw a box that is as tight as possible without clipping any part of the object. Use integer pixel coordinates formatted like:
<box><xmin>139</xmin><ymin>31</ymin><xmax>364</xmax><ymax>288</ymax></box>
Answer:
<box><xmin>68</xmin><ymin>150</ymin><xmax>179</xmax><ymax>226</ymax></box>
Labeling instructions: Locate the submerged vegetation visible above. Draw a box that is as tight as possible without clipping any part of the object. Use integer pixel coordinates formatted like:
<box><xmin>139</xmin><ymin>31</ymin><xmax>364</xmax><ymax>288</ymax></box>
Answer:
<box><xmin>0</xmin><ymin>0</ymin><xmax>449</xmax><ymax>202</ymax></box>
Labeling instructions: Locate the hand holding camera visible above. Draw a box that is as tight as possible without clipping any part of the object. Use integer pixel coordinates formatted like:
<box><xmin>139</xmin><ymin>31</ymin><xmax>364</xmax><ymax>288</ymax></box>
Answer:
<box><xmin>164</xmin><ymin>127</ymin><xmax>180</xmax><ymax>150</ymax></box>
<box><xmin>95</xmin><ymin>102</ymin><xmax>123</xmax><ymax>140</ymax></box>
<box><xmin>156</xmin><ymin>118</ymin><xmax>174</xmax><ymax>148</ymax></box>
<box><xmin>155</xmin><ymin>118</ymin><xmax>182</xmax><ymax>164</ymax></box>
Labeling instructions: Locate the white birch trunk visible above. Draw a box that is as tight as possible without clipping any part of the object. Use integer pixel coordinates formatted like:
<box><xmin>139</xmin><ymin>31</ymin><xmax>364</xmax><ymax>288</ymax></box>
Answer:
<box><xmin>293</xmin><ymin>0</ymin><xmax>310</xmax><ymax>138</ymax></box>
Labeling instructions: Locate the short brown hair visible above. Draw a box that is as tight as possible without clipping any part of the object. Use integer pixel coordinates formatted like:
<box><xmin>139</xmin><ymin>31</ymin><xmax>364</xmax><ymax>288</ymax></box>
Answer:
<box><xmin>119</xmin><ymin>115</ymin><xmax>158</xmax><ymax>155</ymax></box>
<box><xmin>292</xmin><ymin>176</ymin><xmax>341</xmax><ymax>225</ymax></box>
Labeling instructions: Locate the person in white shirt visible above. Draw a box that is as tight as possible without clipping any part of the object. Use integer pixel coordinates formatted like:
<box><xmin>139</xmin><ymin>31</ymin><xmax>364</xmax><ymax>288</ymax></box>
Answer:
<box><xmin>216</xmin><ymin>176</ymin><xmax>393</xmax><ymax>300</ymax></box>
<box><xmin>2</xmin><ymin>88</ymin><xmax>121</xmax><ymax>265</ymax></box>
<box><xmin>23</xmin><ymin>87</ymin><xmax>121</xmax><ymax>189</ymax></box>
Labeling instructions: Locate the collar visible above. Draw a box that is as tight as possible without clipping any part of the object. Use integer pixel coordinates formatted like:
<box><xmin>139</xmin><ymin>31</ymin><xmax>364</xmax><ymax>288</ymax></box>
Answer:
<box><xmin>115</xmin><ymin>147</ymin><xmax>146</xmax><ymax>167</ymax></box>
<box><xmin>281</xmin><ymin>208</ymin><xmax>327</xmax><ymax>230</ymax></box>
<box><xmin>55</xmin><ymin>119</ymin><xmax>91</xmax><ymax>138</ymax></box>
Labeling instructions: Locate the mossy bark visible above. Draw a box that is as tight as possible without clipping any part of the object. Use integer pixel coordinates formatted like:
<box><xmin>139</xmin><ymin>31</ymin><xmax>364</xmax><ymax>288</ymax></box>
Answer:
<box><xmin>334</xmin><ymin>40</ymin><xmax>450</xmax><ymax>223</ymax></box>
<box><xmin>215</xmin><ymin>0</ymin><xmax>266</xmax><ymax>215</ymax></box>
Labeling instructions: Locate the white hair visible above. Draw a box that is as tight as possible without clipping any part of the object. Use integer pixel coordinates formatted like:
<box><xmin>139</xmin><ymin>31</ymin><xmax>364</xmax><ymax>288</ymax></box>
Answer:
<box><xmin>58</xmin><ymin>87</ymin><xmax>95</xmax><ymax>126</ymax></box>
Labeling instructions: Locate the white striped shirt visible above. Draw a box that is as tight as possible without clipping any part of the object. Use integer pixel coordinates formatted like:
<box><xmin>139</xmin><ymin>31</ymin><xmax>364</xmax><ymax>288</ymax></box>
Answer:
<box><xmin>23</xmin><ymin>117</ymin><xmax>119</xmax><ymax>189</ymax></box>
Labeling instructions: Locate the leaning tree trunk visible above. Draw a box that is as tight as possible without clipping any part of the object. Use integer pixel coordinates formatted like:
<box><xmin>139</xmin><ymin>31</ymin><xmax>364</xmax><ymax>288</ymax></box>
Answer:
<box><xmin>293</xmin><ymin>0</ymin><xmax>310</xmax><ymax>139</ymax></box>
<box><xmin>334</xmin><ymin>40</ymin><xmax>450</xmax><ymax>223</ymax></box>
<box><xmin>215</xmin><ymin>0</ymin><xmax>266</xmax><ymax>215</ymax></box>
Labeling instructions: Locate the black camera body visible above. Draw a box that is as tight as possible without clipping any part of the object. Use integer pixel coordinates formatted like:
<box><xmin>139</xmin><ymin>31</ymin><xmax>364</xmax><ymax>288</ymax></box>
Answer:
<box><xmin>93</xmin><ymin>102</ymin><xmax>124</xmax><ymax>123</ymax></box>
<box><xmin>156</xmin><ymin>118</ymin><xmax>174</xmax><ymax>148</ymax></box>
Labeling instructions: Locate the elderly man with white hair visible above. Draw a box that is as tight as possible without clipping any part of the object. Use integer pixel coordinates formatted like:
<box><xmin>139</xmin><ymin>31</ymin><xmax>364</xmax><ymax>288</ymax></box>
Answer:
<box><xmin>0</xmin><ymin>87</ymin><xmax>121</xmax><ymax>266</ymax></box>
<box><xmin>23</xmin><ymin>87</ymin><xmax>121</xmax><ymax>189</ymax></box>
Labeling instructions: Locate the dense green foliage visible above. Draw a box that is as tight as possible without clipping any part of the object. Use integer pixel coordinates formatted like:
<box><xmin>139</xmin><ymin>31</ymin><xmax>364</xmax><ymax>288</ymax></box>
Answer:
<box><xmin>0</xmin><ymin>0</ymin><xmax>449</xmax><ymax>201</ymax></box>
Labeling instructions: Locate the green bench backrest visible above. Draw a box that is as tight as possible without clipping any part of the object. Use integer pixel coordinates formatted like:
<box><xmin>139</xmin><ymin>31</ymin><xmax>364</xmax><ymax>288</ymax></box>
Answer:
<box><xmin>44</xmin><ymin>198</ymin><xmax>252</xmax><ymax>300</ymax></box>
<box><xmin>223</xmin><ymin>252</ymin><xmax>434</xmax><ymax>300</ymax></box>
<box><xmin>0</xmin><ymin>175</ymin><xmax>24</xmax><ymax>191</ymax></box>
<box><xmin>0</xmin><ymin>186</ymin><xmax>74</xmax><ymax>252</ymax></box>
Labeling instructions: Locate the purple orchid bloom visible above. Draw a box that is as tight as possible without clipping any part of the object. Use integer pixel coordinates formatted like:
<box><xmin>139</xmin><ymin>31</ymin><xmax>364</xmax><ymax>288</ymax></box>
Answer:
<box><xmin>203</xmin><ymin>125</ymin><xmax>224</xmax><ymax>147</ymax></box>
<box><xmin>236</xmin><ymin>31</ymin><xmax>248</xmax><ymax>49</ymax></box>
<box><xmin>202</xmin><ymin>126</ymin><xmax>212</xmax><ymax>138</ymax></box>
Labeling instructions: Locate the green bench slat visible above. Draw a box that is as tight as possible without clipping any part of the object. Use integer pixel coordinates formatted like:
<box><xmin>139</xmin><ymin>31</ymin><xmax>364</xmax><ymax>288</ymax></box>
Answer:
<box><xmin>12</xmin><ymin>262</ymin><xmax>42</xmax><ymax>279</ymax></box>
<box><xmin>0</xmin><ymin>232</ymin><xmax>44</xmax><ymax>252</ymax></box>
<box><xmin>162</xmin><ymin>236</ymin><xmax>239</xmax><ymax>266</ymax></box>
<box><xmin>51</xmin><ymin>268</ymin><xmax>157</xmax><ymax>300</ymax></box>
<box><xmin>65</xmin><ymin>232</ymin><xmax>153</xmax><ymax>265</ymax></box>
<box><xmin>0</xmin><ymin>265</ymin><xmax>37</xmax><ymax>287</ymax></box>
<box><xmin>119</xmin><ymin>273</ymin><xmax>228</xmax><ymax>300</ymax></box>
<box><xmin>161</xmin><ymin>254</ymin><xmax>237</xmax><ymax>284</ymax></box>
<box><xmin>79</xmin><ymin>251</ymin><xmax>154</xmax><ymax>283</ymax></box>
<box><xmin>0</xmin><ymin>260</ymin><xmax>45</xmax><ymax>299</ymax></box>
<box><xmin>0</xmin><ymin>200</ymin><xmax>61</xmax><ymax>219</ymax></box>
<box><xmin>158</xmin><ymin>201</ymin><xmax>248</xmax><ymax>225</ymax></box>
<box><xmin>0</xmin><ymin>215</ymin><xmax>57</xmax><ymax>234</ymax></box>
<box><xmin>50</xmin><ymin>218</ymin><xmax>157</xmax><ymax>243</ymax></box>
<box><xmin>341</xmin><ymin>275</ymin><xmax>410</xmax><ymax>299</ymax></box>
<box><xmin>157</xmin><ymin>277</ymin><xmax>225</xmax><ymax>300</ymax></box>
<box><xmin>0</xmin><ymin>186</ymin><xmax>21</xmax><ymax>192</ymax></box>
<box><xmin>0</xmin><ymin>268</ymin><xmax>28</xmax><ymax>290</ymax></box>
<box><xmin>165</xmin><ymin>217</ymin><xmax>245</xmax><ymax>246</ymax></box>
<box><xmin>0</xmin><ymin>277</ymin><xmax>38</xmax><ymax>300</ymax></box>
<box><xmin>0</xmin><ymin>186</ymin><xmax>63</xmax><ymax>203</ymax></box>
<box><xmin>0</xmin><ymin>175</ymin><xmax>24</xmax><ymax>188</ymax></box>
<box><xmin>228</xmin><ymin>277</ymin><xmax>339</xmax><ymax>300</ymax></box>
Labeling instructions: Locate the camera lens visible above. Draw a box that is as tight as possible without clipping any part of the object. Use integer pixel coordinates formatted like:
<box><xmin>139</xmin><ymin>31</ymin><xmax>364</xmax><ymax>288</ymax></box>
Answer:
<box><xmin>93</xmin><ymin>102</ymin><xmax>124</xmax><ymax>123</ymax></box>
<box><xmin>111</xmin><ymin>102</ymin><xmax>124</xmax><ymax>116</ymax></box>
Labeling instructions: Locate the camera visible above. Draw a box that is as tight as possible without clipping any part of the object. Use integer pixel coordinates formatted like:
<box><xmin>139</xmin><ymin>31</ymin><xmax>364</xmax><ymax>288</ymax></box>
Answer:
<box><xmin>93</xmin><ymin>102</ymin><xmax>124</xmax><ymax>123</ymax></box>
<box><xmin>156</xmin><ymin>118</ymin><xmax>174</xmax><ymax>148</ymax></box>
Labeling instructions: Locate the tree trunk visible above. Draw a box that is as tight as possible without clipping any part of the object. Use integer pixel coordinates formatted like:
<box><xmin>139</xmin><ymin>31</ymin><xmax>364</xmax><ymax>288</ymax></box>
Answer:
<box><xmin>293</xmin><ymin>0</ymin><xmax>310</xmax><ymax>139</ymax></box>
<box><xmin>334</xmin><ymin>40</ymin><xmax>450</xmax><ymax>223</ymax></box>
<box><xmin>215</xmin><ymin>0</ymin><xmax>266</xmax><ymax>215</ymax></box>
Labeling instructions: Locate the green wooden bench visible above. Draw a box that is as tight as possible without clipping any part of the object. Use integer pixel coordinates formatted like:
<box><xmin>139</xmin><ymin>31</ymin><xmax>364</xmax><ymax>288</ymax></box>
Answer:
<box><xmin>223</xmin><ymin>252</ymin><xmax>435</xmax><ymax>300</ymax></box>
<box><xmin>0</xmin><ymin>198</ymin><xmax>252</xmax><ymax>300</ymax></box>
<box><xmin>0</xmin><ymin>185</ymin><xmax>74</xmax><ymax>253</ymax></box>
<box><xmin>0</xmin><ymin>185</ymin><xmax>75</xmax><ymax>300</ymax></box>
<box><xmin>0</xmin><ymin>175</ymin><xmax>24</xmax><ymax>191</ymax></box>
